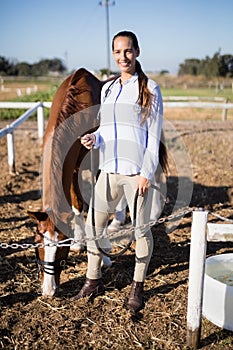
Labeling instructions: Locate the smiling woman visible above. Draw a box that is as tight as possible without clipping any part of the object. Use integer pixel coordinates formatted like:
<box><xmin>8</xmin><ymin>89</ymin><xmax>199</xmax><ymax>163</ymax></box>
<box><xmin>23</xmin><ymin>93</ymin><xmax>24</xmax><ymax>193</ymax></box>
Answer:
<box><xmin>74</xmin><ymin>31</ymin><xmax>166</xmax><ymax>314</ymax></box>
<box><xmin>112</xmin><ymin>34</ymin><xmax>140</xmax><ymax>81</ymax></box>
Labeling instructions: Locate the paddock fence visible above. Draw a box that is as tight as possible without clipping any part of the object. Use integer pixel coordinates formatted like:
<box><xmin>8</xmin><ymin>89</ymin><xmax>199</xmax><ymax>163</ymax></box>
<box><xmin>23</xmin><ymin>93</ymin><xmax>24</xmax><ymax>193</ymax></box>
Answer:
<box><xmin>0</xmin><ymin>101</ymin><xmax>51</xmax><ymax>173</ymax></box>
<box><xmin>163</xmin><ymin>96</ymin><xmax>233</xmax><ymax>121</ymax></box>
<box><xmin>0</xmin><ymin>98</ymin><xmax>233</xmax><ymax>174</ymax></box>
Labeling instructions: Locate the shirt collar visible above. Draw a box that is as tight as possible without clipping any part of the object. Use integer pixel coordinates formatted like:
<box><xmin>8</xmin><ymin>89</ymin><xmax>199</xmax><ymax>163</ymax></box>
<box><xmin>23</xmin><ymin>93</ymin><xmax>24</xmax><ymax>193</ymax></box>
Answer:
<box><xmin>115</xmin><ymin>72</ymin><xmax>138</xmax><ymax>85</ymax></box>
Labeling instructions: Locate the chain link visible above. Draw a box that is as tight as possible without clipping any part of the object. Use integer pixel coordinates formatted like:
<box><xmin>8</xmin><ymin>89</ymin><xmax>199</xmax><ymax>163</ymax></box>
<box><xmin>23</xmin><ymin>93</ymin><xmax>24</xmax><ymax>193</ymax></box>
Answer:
<box><xmin>0</xmin><ymin>206</ymin><xmax>195</xmax><ymax>250</ymax></box>
<box><xmin>2</xmin><ymin>206</ymin><xmax>232</xmax><ymax>250</ymax></box>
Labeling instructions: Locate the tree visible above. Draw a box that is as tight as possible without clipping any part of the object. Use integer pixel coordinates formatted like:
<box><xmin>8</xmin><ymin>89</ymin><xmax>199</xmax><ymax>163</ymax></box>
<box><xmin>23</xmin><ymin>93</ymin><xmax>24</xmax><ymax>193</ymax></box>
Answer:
<box><xmin>14</xmin><ymin>62</ymin><xmax>32</xmax><ymax>76</ymax></box>
<box><xmin>178</xmin><ymin>59</ymin><xmax>200</xmax><ymax>76</ymax></box>
<box><xmin>160</xmin><ymin>70</ymin><xmax>170</xmax><ymax>75</ymax></box>
<box><xmin>178</xmin><ymin>52</ymin><xmax>233</xmax><ymax>77</ymax></box>
<box><xmin>219</xmin><ymin>54</ymin><xmax>233</xmax><ymax>77</ymax></box>
<box><xmin>0</xmin><ymin>56</ymin><xmax>13</xmax><ymax>75</ymax></box>
<box><xmin>0</xmin><ymin>56</ymin><xmax>67</xmax><ymax>76</ymax></box>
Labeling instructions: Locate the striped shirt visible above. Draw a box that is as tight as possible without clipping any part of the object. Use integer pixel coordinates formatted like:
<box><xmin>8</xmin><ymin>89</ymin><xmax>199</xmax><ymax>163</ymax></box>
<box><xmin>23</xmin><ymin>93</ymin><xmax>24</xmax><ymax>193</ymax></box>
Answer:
<box><xmin>94</xmin><ymin>73</ymin><xmax>163</xmax><ymax>180</ymax></box>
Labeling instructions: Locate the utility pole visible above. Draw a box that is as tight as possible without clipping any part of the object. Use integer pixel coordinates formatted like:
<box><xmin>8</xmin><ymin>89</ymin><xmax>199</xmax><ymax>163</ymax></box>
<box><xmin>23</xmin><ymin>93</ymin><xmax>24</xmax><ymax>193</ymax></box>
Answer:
<box><xmin>99</xmin><ymin>0</ymin><xmax>115</xmax><ymax>77</ymax></box>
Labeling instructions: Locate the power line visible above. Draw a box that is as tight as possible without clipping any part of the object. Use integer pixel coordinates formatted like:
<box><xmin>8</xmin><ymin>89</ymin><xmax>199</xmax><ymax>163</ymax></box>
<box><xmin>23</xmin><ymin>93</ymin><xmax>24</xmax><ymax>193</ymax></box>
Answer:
<box><xmin>99</xmin><ymin>1</ymin><xmax>115</xmax><ymax>76</ymax></box>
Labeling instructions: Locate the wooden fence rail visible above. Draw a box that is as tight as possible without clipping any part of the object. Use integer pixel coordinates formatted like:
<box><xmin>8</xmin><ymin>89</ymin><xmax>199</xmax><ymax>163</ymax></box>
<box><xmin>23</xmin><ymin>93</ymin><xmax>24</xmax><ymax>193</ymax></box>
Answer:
<box><xmin>163</xmin><ymin>99</ymin><xmax>233</xmax><ymax>121</ymax></box>
<box><xmin>0</xmin><ymin>101</ymin><xmax>51</xmax><ymax>173</ymax></box>
<box><xmin>163</xmin><ymin>96</ymin><xmax>226</xmax><ymax>102</ymax></box>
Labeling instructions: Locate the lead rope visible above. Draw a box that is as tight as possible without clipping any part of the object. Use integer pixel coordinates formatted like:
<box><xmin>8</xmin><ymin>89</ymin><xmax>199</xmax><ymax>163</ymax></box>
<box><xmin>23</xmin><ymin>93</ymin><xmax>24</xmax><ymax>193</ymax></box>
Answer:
<box><xmin>90</xmin><ymin>147</ymin><xmax>136</xmax><ymax>259</ymax></box>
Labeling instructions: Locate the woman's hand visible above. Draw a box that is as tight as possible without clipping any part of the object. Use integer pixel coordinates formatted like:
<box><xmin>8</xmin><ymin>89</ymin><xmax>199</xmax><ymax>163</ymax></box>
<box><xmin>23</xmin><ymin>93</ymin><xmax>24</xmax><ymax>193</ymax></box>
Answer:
<box><xmin>80</xmin><ymin>134</ymin><xmax>96</xmax><ymax>149</ymax></box>
<box><xmin>136</xmin><ymin>175</ymin><xmax>151</xmax><ymax>196</ymax></box>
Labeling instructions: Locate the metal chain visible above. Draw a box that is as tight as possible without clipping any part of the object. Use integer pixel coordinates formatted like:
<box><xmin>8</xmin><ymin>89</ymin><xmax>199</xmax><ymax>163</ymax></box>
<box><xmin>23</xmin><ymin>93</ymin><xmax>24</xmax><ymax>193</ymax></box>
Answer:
<box><xmin>0</xmin><ymin>206</ymin><xmax>195</xmax><ymax>250</ymax></box>
<box><xmin>1</xmin><ymin>206</ymin><xmax>232</xmax><ymax>250</ymax></box>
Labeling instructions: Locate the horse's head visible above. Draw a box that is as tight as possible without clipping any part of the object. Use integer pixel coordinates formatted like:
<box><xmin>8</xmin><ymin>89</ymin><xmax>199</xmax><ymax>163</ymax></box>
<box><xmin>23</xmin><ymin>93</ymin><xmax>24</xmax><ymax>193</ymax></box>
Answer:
<box><xmin>28</xmin><ymin>210</ymin><xmax>70</xmax><ymax>297</ymax></box>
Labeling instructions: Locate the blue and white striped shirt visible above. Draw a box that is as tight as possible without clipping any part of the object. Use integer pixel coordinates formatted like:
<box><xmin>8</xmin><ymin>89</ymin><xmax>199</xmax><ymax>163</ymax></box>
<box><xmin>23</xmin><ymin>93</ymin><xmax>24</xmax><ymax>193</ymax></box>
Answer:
<box><xmin>94</xmin><ymin>73</ymin><xmax>163</xmax><ymax>180</ymax></box>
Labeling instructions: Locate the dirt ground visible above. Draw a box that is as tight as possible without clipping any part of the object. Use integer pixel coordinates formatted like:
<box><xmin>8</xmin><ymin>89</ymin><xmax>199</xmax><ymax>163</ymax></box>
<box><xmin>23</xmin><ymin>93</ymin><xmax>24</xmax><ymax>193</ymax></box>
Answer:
<box><xmin>0</xmin><ymin>112</ymin><xmax>233</xmax><ymax>350</ymax></box>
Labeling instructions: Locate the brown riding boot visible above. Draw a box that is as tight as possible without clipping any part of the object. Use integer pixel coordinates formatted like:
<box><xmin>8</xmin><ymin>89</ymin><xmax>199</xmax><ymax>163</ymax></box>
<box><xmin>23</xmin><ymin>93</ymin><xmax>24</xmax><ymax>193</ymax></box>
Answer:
<box><xmin>72</xmin><ymin>278</ymin><xmax>105</xmax><ymax>300</ymax></box>
<box><xmin>127</xmin><ymin>281</ymin><xmax>144</xmax><ymax>313</ymax></box>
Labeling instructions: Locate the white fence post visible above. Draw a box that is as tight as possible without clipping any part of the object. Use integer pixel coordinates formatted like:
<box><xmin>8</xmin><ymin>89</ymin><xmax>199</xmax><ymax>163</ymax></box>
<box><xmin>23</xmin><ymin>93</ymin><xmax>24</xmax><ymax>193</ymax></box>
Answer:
<box><xmin>221</xmin><ymin>99</ymin><xmax>228</xmax><ymax>121</ymax></box>
<box><xmin>187</xmin><ymin>209</ymin><xmax>208</xmax><ymax>349</ymax></box>
<box><xmin>37</xmin><ymin>104</ymin><xmax>44</xmax><ymax>143</ymax></box>
<box><xmin>7</xmin><ymin>128</ymin><xmax>16</xmax><ymax>174</ymax></box>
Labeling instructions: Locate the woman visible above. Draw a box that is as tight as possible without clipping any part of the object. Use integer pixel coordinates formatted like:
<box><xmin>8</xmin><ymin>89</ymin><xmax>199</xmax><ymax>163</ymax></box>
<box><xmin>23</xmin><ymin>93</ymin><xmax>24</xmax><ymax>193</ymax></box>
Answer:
<box><xmin>73</xmin><ymin>30</ymin><xmax>163</xmax><ymax>313</ymax></box>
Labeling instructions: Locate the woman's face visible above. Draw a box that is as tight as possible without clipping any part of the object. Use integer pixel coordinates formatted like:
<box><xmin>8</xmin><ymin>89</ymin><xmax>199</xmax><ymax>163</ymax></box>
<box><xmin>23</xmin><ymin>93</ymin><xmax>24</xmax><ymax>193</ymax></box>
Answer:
<box><xmin>112</xmin><ymin>36</ymin><xmax>140</xmax><ymax>76</ymax></box>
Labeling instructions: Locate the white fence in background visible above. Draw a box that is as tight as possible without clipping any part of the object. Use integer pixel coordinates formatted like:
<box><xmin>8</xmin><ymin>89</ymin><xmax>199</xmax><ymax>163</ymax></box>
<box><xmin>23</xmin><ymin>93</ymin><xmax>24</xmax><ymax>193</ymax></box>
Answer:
<box><xmin>0</xmin><ymin>98</ymin><xmax>233</xmax><ymax>173</ymax></box>
<box><xmin>163</xmin><ymin>96</ymin><xmax>233</xmax><ymax>121</ymax></box>
<box><xmin>0</xmin><ymin>101</ymin><xmax>52</xmax><ymax>173</ymax></box>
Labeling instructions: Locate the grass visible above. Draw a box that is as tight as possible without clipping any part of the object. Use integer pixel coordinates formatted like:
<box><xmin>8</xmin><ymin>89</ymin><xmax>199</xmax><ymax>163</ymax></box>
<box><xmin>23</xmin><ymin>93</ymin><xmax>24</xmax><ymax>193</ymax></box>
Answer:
<box><xmin>161</xmin><ymin>87</ymin><xmax>233</xmax><ymax>102</ymax></box>
<box><xmin>0</xmin><ymin>80</ymin><xmax>59</xmax><ymax>120</ymax></box>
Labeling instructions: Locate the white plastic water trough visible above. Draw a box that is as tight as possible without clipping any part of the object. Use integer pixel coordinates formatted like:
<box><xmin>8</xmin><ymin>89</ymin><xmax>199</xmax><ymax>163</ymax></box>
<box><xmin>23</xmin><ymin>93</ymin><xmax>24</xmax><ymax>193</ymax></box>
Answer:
<box><xmin>203</xmin><ymin>253</ymin><xmax>233</xmax><ymax>331</ymax></box>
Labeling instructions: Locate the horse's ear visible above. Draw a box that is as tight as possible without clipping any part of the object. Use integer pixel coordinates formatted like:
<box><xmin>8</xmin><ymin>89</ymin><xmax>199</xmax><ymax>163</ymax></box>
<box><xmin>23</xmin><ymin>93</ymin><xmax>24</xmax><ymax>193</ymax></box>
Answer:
<box><xmin>27</xmin><ymin>210</ymin><xmax>48</xmax><ymax>222</ymax></box>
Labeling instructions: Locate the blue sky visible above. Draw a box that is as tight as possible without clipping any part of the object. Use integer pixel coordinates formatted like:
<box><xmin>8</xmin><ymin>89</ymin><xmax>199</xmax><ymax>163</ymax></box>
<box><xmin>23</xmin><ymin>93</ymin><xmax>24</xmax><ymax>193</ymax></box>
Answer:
<box><xmin>1</xmin><ymin>0</ymin><xmax>232</xmax><ymax>74</ymax></box>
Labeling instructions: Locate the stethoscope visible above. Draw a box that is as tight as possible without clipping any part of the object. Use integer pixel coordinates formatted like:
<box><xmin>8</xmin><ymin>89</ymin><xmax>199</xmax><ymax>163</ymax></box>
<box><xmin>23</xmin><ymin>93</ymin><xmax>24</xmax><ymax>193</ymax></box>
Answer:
<box><xmin>102</xmin><ymin>77</ymin><xmax>117</xmax><ymax>103</ymax></box>
<box><xmin>102</xmin><ymin>77</ymin><xmax>142</xmax><ymax>114</ymax></box>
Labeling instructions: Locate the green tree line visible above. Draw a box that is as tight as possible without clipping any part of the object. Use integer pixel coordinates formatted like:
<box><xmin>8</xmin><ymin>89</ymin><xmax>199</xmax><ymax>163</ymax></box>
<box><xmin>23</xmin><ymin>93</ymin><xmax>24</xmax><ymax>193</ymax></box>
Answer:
<box><xmin>178</xmin><ymin>51</ymin><xmax>233</xmax><ymax>77</ymax></box>
<box><xmin>0</xmin><ymin>56</ymin><xmax>67</xmax><ymax>76</ymax></box>
<box><xmin>1</xmin><ymin>52</ymin><xmax>233</xmax><ymax>78</ymax></box>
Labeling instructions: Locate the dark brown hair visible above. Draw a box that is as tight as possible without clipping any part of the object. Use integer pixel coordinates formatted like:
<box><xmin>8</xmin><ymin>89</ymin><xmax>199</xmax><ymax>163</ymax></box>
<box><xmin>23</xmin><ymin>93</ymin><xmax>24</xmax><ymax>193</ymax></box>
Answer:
<box><xmin>112</xmin><ymin>31</ymin><xmax>152</xmax><ymax>123</ymax></box>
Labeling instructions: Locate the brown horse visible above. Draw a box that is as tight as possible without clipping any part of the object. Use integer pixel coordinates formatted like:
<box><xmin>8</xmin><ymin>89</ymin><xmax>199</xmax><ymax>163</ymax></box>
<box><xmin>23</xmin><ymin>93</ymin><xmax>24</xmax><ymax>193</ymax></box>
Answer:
<box><xmin>28</xmin><ymin>68</ymin><xmax>168</xmax><ymax>296</ymax></box>
<box><xmin>28</xmin><ymin>68</ymin><xmax>108</xmax><ymax>296</ymax></box>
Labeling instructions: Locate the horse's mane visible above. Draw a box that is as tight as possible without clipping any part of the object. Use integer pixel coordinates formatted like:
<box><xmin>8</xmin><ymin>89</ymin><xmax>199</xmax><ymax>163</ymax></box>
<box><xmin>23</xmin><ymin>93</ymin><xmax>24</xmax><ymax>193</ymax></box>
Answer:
<box><xmin>58</xmin><ymin>85</ymin><xmax>87</xmax><ymax>124</ymax></box>
<box><xmin>54</xmin><ymin>68</ymin><xmax>102</xmax><ymax>128</ymax></box>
